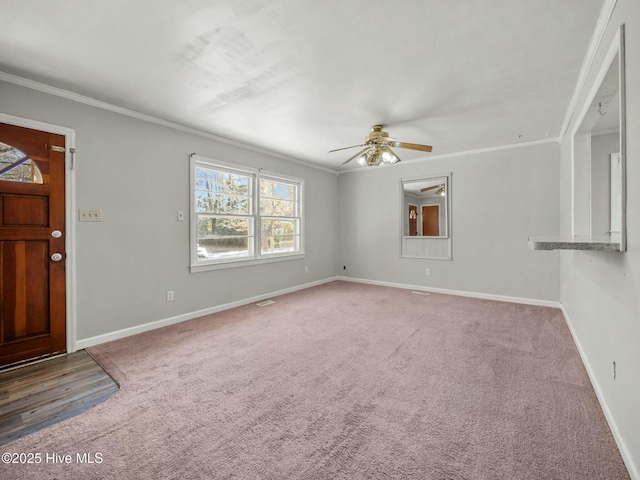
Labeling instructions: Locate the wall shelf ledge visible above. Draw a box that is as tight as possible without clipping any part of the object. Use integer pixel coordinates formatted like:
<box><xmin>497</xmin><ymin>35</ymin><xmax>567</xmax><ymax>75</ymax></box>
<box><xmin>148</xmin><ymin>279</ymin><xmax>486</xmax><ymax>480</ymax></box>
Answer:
<box><xmin>528</xmin><ymin>235</ymin><xmax>620</xmax><ymax>251</ymax></box>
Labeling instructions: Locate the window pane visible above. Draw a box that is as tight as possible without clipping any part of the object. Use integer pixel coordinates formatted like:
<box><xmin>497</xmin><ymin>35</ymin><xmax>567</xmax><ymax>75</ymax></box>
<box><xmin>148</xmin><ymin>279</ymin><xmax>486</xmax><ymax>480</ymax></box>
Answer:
<box><xmin>0</xmin><ymin>142</ymin><xmax>44</xmax><ymax>184</ymax></box>
<box><xmin>195</xmin><ymin>191</ymin><xmax>249</xmax><ymax>214</ymax></box>
<box><xmin>261</xmin><ymin>235</ymin><xmax>298</xmax><ymax>254</ymax></box>
<box><xmin>198</xmin><ymin>237</ymin><xmax>252</xmax><ymax>259</ymax></box>
<box><xmin>260</xmin><ymin>179</ymin><xmax>295</xmax><ymax>201</ymax></box>
<box><xmin>195</xmin><ymin>166</ymin><xmax>250</xmax><ymax>194</ymax></box>
<box><xmin>261</xmin><ymin>219</ymin><xmax>298</xmax><ymax>254</ymax></box>
<box><xmin>197</xmin><ymin>216</ymin><xmax>252</xmax><ymax>259</ymax></box>
<box><xmin>198</xmin><ymin>216</ymin><xmax>250</xmax><ymax>237</ymax></box>
<box><xmin>261</xmin><ymin>219</ymin><xmax>296</xmax><ymax>235</ymax></box>
<box><xmin>260</xmin><ymin>198</ymin><xmax>296</xmax><ymax>216</ymax></box>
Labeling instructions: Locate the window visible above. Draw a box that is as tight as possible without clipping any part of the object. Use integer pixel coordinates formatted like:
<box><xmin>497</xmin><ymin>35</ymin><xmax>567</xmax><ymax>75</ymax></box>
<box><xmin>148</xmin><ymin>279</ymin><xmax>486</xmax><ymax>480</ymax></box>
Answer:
<box><xmin>0</xmin><ymin>142</ymin><xmax>44</xmax><ymax>184</ymax></box>
<box><xmin>190</xmin><ymin>155</ymin><xmax>303</xmax><ymax>271</ymax></box>
<box><xmin>194</xmin><ymin>164</ymin><xmax>254</xmax><ymax>261</ymax></box>
<box><xmin>260</xmin><ymin>176</ymin><xmax>300</xmax><ymax>255</ymax></box>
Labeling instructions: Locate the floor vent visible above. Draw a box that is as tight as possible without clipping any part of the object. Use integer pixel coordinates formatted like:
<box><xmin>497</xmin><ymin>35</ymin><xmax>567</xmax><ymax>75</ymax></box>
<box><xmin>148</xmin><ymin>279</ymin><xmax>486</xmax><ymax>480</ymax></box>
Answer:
<box><xmin>410</xmin><ymin>291</ymin><xmax>430</xmax><ymax>296</ymax></box>
<box><xmin>256</xmin><ymin>300</ymin><xmax>276</xmax><ymax>307</ymax></box>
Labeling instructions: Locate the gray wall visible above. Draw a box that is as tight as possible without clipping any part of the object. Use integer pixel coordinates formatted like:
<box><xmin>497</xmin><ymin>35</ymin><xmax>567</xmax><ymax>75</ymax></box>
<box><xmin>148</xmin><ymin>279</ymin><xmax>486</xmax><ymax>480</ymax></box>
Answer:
<box><xmin>0</xmin><ymin>80</ymin><xmax>338</xmax><ymax>341</ymax></box>
<box><xmin>338</xmin><ymin>142</ymin><xmax>560</xmax><ymax>301</ymax></box>
<box><xmin>559</xmin><ymin>0</ymin><xmax>640</xmax><ymax>475</ymax></box>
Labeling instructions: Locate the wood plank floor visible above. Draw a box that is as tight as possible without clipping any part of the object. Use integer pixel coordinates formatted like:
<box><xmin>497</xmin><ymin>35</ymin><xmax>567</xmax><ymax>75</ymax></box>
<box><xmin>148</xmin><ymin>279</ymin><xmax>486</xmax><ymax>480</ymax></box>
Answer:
<box><xmin>0</xmin><ymin>350</ymin><xmax>119</xmax><ymax>446</ymax></box>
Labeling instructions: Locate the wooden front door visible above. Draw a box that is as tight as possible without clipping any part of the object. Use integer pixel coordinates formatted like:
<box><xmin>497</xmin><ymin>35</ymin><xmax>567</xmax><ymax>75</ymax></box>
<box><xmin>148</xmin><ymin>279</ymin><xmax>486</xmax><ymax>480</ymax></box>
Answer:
<box><xmin>0</xmin><ymin>123</ymin><xmax>66</xmax><ymax>367</ymax></box>
<box><xmin>422</xmin><ymin>205</ymin><xmax>440</xmax><ymax>236</ymax></box>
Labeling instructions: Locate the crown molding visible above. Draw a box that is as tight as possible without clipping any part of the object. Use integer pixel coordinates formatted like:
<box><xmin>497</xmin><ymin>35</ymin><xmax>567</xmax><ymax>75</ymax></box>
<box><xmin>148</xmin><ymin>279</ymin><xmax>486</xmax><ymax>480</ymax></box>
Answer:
<box><xmin>336</xmin><ymin>136</ymin><xmax>559</xmax><ymax>175</ymax></box>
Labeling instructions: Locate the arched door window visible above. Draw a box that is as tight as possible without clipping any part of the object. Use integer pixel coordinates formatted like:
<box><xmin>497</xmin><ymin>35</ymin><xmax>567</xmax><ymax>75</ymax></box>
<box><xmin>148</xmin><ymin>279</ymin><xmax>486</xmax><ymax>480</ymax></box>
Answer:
<box><xmin>0</xmin><ymin>142</ymin><xmax>44</xmax><ymax>184</ymax></box>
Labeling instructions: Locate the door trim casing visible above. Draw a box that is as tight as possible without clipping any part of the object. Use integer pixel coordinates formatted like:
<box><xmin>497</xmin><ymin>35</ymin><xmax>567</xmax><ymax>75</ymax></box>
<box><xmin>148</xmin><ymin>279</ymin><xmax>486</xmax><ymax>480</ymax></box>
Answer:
<box><xmin>0</xmin><ymin>113</ymin><xmax>77</xmax><ymax>354</ymax></box>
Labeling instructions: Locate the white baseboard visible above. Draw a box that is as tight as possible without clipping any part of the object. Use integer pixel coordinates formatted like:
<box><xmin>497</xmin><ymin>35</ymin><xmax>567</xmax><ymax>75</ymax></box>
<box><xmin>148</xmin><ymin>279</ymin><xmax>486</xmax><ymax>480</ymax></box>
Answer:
<box><xmin>75</xmin><ymin>276</ymin><xmax>338</xmax><ymax>350</ymax></box>
<box><xmin>336</xmin><ymin>276</ymin><xmax>561</xmax><ymax>308</ymax></box>
<box><xmin>560</xmin><ymin>306</ymin><xmax>639</xmax><ymax>480</ymax></box>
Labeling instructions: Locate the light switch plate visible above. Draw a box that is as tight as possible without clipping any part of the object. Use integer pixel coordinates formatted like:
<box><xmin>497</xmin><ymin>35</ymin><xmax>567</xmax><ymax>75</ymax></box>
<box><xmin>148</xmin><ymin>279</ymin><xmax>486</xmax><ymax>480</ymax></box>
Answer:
<box><xmin>78</xmin><ymin>208</ymin><xmax>102</xmax><ymax>222</ymax></box>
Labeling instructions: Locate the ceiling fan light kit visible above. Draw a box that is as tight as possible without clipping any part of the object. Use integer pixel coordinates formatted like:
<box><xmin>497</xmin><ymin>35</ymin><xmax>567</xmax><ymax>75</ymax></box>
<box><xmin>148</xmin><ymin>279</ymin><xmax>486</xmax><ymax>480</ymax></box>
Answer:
<box><xmin>330</xmin><ymin>125</ymin><xmax>432</xmax><ymax>168</ymax></box>
<box><xmin>354</xmin><ymin>145</ymin><xmax>400</xmax><ymax>167</ymax></box>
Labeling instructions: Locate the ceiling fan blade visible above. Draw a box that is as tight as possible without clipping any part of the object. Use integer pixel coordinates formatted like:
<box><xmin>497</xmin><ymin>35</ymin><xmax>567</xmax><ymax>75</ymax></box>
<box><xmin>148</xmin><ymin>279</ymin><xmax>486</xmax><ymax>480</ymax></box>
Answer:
<box><xmin>328</xmin><ymin>144</ymin><xmax>366</xmax><ymax>153</ymax></box>
<box><xmin>420</xmin><ymin>184</ymin><xmax>441</xmax><ymax>192</ymax></box>
<box><xmin>341</xmin><ymin>147</ymin><xmax>370</xmax><ymax>165</ymax></box>
<box><xmin>392</xmin><ymin>141</ymin><xmax>433</xmax><ymax>153</ymax></box>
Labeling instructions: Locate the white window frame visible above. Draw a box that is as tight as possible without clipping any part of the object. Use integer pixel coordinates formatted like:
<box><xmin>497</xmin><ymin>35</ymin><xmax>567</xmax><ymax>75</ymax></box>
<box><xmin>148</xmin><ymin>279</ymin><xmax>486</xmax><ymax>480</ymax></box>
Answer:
<box><xmin>190</xmin><ymin>155</ymin><xmax>304</xmax><ymax>272</ymax></box>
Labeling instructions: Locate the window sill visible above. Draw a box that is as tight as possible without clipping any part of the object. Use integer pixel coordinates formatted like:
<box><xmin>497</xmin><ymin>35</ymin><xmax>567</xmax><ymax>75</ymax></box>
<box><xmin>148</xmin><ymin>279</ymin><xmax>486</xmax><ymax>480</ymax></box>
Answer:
<box><xmin>401</xmin><ymin>254</ymin><xmax>452</xmax><ymax>261</ymax></box>
<box><xmin>527</xmin><ymin>235</ymin><xmax>621</xmax><ymax>252</ymax></box>
<box><xmin>190</xmin><ymin>252</ymin><xmax>305</xmax><ymax>273</ymax></box>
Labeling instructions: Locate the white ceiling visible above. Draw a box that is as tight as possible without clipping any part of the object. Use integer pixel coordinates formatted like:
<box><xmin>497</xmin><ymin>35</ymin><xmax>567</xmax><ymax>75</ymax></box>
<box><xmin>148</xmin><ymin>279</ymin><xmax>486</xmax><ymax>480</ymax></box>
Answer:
<box><xmin>0</xmin><ymin>0</ymin><xmax>604</xmax><ymax>170</ymax></box>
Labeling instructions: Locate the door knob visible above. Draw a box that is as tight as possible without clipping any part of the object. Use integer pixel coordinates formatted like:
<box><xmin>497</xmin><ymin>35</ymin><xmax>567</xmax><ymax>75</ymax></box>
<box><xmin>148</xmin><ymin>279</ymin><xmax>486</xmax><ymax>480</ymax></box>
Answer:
<box><xmin>51</xmin><ymin>230</ymin><xmax>62</xmax><ymax>238</ymax></box>
<box><xmin>51</xmin><ymin>253</ymin><xmax>63</xmax><ymax>262</ymax></box>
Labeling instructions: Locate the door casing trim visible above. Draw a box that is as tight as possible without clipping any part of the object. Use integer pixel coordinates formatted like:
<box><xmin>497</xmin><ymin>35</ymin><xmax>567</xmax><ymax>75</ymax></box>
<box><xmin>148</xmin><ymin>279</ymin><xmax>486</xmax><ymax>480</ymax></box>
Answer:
<box><xmin>0</xmin><ymin>113</ymin><xmax>77</xmax><ymax>354</ymax></box>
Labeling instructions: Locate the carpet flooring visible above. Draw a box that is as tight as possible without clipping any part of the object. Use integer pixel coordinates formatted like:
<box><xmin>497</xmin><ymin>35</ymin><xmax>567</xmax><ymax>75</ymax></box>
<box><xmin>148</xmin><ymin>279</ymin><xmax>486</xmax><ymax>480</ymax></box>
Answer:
<box><xmin>0</xmin><ymin>281</ymin><xmax>629</xmax><ymax>479</ymax></box>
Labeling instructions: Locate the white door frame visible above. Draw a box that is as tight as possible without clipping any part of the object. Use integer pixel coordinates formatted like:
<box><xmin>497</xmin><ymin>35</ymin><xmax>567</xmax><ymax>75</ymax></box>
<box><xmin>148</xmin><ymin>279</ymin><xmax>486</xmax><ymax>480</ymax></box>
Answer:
<box><xmin>0</xmin><ymin>112</ymin><xmax>77</xmax><ymax>353</ymax></box>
